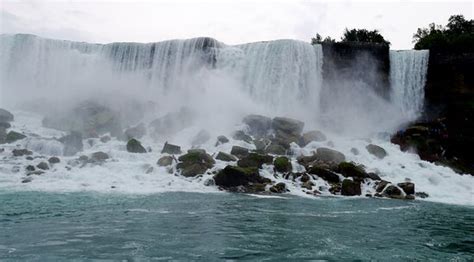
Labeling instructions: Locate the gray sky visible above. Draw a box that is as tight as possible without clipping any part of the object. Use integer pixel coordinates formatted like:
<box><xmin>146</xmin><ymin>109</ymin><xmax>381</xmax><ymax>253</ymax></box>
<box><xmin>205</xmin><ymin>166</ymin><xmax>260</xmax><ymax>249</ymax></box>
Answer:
<box><xmin>0</xmin><ymin>0</ymin><xmax>472</xmax><ymax>49</ymax></box>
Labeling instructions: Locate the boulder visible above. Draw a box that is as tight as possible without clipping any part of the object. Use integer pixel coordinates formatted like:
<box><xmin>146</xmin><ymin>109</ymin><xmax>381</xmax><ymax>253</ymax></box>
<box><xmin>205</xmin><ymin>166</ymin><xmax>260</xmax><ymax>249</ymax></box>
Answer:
<box><xmin>127</xmin><ymin>138</ymin><xmax>147</xmax><ymax>153</ymax></box>
<box><xmin>100</xmin><ymin>135</ymin><xmax>111</xmax><ymax>143</ymax></box>
<box><xmin>12</xmin><ymin>149</ymin><xmax>33</xmax><ymax>157</ymax></box>
<box><xmin>302</xmin><ymin>181</ymin><xmax>315</xmax><ymax>190</ymax></box>
<box><xmin>176</xmin><ymin>149</ymin><xmax>215</xmax><ymax>177</ymax></box>
<box><xmin>157</xmin><ymin>156</ymin><xmax>174</xmax><ymax>167</ymax></box>
<box><xmin>367</xmin><ymin>172</ymin><xmax>382</xmax><ymax>181</ymax></box>
<box><xmin>376</xmin><ymin>180</ymin><xmax>390</xmax><ymax>193</ymax></box>
<box><xmin>272</xmin><ymin>117</ymin><xmax>304</xmax><ymax>135</ymax></box>
<box><xmin>43</xmin><ymin>101</ymin><xmax>122</xmax><ymax>138</ymax></box>
<box><xmin>26</xmin><ymin>165</ymin><xmax>35</xmax><ymax>171</ymax></box>
<box><xmin>397</xmin><ymin>182</ymin><xmax>415</xmax><ymax>195</ymax></box>
<box><xmin>230</xmin><ymin>146</ymin><xmax>249</xmax><ymax>158</ymax></box>
<box><xmin>149</xmin><ymin>107</ymin><xmax>194</xmax><ymax>136</ymax></box>
<box><xmin>337</xmin><ymin>162</ymin><xmax>368</xmax><ymax>179</ymax></box>
<box><xmin>415</xmin><ymin>192</ymin><xmax>429</xmax><ymax>199</ymax></box>
<box><xmin>341</xmin><ymin>179</ymin><xmax>361</xmax><ymax>196</ymax></box>
<box><xmin>269</xmin><ymin>182</ymin><xmax>287</xmax><ymax>193</ymax></box>
<box><xmin>124</xmin><ymin>123</ymin><xmax>146</xmax><ymax>140</ymax></box>
<box><xmin>215</xmin><ymin>152</ymin><xmax>238</xmax><ymax>162</ymax></box>
<box><xmin>383</xmin><ymin>185</ymin><xmax>405</xmax><ymax>199</ymax></box>
<box><xmin>307</xmin><ymin>166</ymin><xmax>340</xmax><ymax>183</ymax></box>
<box><xmin>273</xmin><ymin>156</ymin><xmax>292</xmax><ymax>173</ymax></box>
<box><xmin>213</xmin><ymin>165</ymin><xmax>270</xmax><ymax>188</ymax></box>
<box><xmin>161</xmin><ymin>142</ymin><xmax>181</xmax><ymax>154</ymax></box>
<box><xmin>232</xmin><ymin>130</ymin><xmax>252</xmax><ymax>143</ymax></box>
<box><xmin>350</xmin><ymin>148</ymin><xmax>359</xmax><ymax>155</ymax></box>
<box><xmin>366</xmin><ymin>144</ymin><xmax>387</xmax><ymax>159</ymax></box>
<box><xmin>5</xmin><ymin>131</ymin><xmax>27</xmax><ymax>144</ymax></box>
<box><xmin>191</xmin><ymin>129</ymin><xmax>211</xmax><ymax>146</ymax></box>
<box><xmin>300</xmin><ymin>130</ymin><xmax>327</xmax><ymax>146</ymax></box>
<box><xmin>242</xmin><ymin>114</ymin><xmax>272</xmax><ymax>137</ymax></box>
<box><xmin>215</xmin><ymin>135</ymin><xmax>229</xmax><ymax>146</ymax></box>
<box><xmin>315</xmin><ymin>147</ymin><xmax>346</xmax><ymax>164</ymax></box>
<box><xmin>59</xmin><ymin>131</ymin><xmax>83</xmax><ymax>156</ymax></box>
<box><xmin>300</xmin><ymin>173</ymin><xmax>311</xmax><ymax>183</ymax></box>
<box><xmin>36</xmin><ymin>162</ymin><xmax>50</xmax><ymax>170</ymax></box>
<box><xmin>0</xmin><ymin>108</ymin><xmax>14</xmax><ymax>123</ymax></box>
<box><xmin>90</xmin><ymin>151</ymin><xmax>109</xmax><ymax>162</ymax></box>
<box><xmin>48</xmin><ymin>157</ymin><xmax>60</xmax><ymax>164</ymax></box>
<box><xmin>0</xmin><ymin>122</ymin><xmax>11</xmax><ymax>129</ymax></box>
<box><xmin>272</xmin><ymin>129</ymin><xmax>301</xmax><ymax>149</ymax></box>
<box><xmin>265</xmin><ymin>143</ymin><xmax>286</xmax><ymax>155</ymax></box>
<box><xmin>237</xmin><ymin>153</ymin><xmax>273</xmax><ymax>168</ymax></box>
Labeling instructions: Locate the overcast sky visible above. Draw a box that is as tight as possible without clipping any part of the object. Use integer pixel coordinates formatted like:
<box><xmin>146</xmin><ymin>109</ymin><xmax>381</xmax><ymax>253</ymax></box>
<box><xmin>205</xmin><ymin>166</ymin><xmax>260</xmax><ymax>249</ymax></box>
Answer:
<box><xmin>0</xmin><ymin>0</ymin><xmax>472</xmax><ymax>49</ymax></box>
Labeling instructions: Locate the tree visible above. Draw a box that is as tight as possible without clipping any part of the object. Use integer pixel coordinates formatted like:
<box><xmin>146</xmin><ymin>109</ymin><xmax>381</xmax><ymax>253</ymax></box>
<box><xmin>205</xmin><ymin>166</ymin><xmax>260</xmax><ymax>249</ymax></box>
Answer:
<box><xmin>413</xmin><ymin>15</ymin><xmax>473</xmax><ymax>51</ymax></box>
<box><xmin>341</xmin><ymin>28</ymin><xmax>390</xmax><ymax>45</ymax></box>
<box><xmin>311</xmin><ymin>33</ymin><xmax>337</xmax><ymax>45</ymax></box>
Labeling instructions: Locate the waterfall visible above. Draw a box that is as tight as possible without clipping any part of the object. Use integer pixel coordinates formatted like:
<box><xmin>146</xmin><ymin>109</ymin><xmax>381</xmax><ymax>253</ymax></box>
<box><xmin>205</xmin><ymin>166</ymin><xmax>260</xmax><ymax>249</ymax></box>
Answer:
<box><xmin>389</xmin><ymin>50</ymin><xmax>429</xmax><ymax>120</ymax></box>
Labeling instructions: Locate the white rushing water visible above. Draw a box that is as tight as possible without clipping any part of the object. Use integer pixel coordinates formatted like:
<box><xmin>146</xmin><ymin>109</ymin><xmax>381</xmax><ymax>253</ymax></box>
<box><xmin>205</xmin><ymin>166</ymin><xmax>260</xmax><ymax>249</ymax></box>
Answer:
<box><xmin>389</xmin><ymin>50</ymin><xmax>430</xmax><ymax>120</ymax></box>
<box><xmin>1</xmin><ymin>34</ymin><xmax>472</xmax><ymax>206</ymax></box>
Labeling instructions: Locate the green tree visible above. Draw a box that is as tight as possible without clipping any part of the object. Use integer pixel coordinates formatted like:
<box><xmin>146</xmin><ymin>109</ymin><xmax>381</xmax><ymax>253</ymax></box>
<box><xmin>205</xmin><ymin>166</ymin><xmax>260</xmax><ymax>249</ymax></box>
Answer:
<box><xmin>341</xmin><ymin>28</ymin><xmax>390</xmax><ymax>45</ymax></box>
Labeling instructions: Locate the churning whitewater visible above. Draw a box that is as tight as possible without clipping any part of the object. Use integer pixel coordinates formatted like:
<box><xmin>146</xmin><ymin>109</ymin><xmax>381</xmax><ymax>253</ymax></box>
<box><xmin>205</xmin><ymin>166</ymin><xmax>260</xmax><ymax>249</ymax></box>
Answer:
<box><xmin>0</xmin><ymin>34</ymin><xmax>472</xmax><ymax>206</ymax></box>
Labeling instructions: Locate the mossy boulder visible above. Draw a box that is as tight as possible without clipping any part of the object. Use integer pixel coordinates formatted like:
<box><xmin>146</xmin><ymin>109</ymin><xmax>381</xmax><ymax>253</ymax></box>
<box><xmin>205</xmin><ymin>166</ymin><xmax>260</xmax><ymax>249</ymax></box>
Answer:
<box><xmin>341</xmin><ymin>179</ymin><xmax>361</xmax><ymax>196</ymax></box>
<box><xmin>315</xmin><ymin>147</ymin><xmax>346</xmax><ymax>164</ymax></box>
<box><xmin>161</xmin><ymin>142</ymin><xmax>181</xmax><ymax>154</ymax></box>
<box><xmin>237</xmin><ymin>153</ymin><xmax>273</xmax><ymax>168</ymax></box>
<box><xmin>215</xmin><ymin>151</ymin><xmax>238</xmax><ymax>162</ymax></box>
<box><xmin>213</xmin><ymin>165</ymin><xmax>270</xmax><ymax>188</ymax></box>
<box><xmin>337</xmin><ymin>162</ymin><xmax>368</xmax><ymax>179</ymax></box>
<box><xmin>176</xmin><ymin>149</ymin><xmax>215</xmax><ymax>177</ymax></box>
<box><xmin>127</xmin><ymin>138</ymin><xmax>147</xmax><ymax>153</ymax></box>
<box><xmin>273</xmin><ymin>156</ymin><xmax>292</xmax><ymax>173</ymax></box>
<box><xmin>265</xmin><ymin>143</ymin><xmax>286</xmax><ymax>155</ymax></box>
<box><xmin>366</xmin><ymin>144</ymin><xmax>387</xmax><ymax>159</ymax></box>
<box><xmin>5</xmin><ymin>131</ymin><xmax>26</xmax><ymax>144</ymax></box>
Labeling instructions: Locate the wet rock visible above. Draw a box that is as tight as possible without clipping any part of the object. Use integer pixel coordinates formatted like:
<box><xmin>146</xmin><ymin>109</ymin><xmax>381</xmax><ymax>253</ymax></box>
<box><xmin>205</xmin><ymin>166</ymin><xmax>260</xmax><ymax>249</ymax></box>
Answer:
<box><xmin>350</xmin><ymin>148</ymin><xmax>359</xmax><ymax>155</ymax></box>
<box><xmin>26</xmin><ymin>165</ymin><xmax>35</xmax><ymax>171</ymax></box>
<box><xmin>12</xmin><ymin>149</ymin><xmax>33</xmax><ymax>157</ymax></box>
<box><xmin>376</xmin><ymin>180</ymin><xmax>390</xmax><ymax>193</ymax></box>
<box><xmin>157</xmin><ymin>156</ymin><xmax>174</xmax><ymax>167</ymax></box>
<box><xmin>177</xmin><ymin>149</ymin><xmax>215</xmax><ymax>177</ymax></box>
<box><xmin>149</xmin><ymin>107</ymin><xmax>194</xmax><ymax>136</ymax></box>
<box><xmin>36</xmin><ymin>162</ymin><xmax>49</xmax><ymax>170</ymax></box>
<box><xmin>48</xmin><ymin>156</ymin><xmax>60</xmax><ymax>164</ymax></box>
<box><xmin>43</xmin><ymin>101</ymin><xmax>122</xmax><ymax>138</ymax></box>
<box><xmin>90</xmin><ymin>151</ymin><xmax>109</xmax><ymax>162</ymax></box>
<box><xmin>161</xmin><ymin>142</ymin><xmax>181</xmax><ymax>154</ymax></box>
<box><xmin>215</xmin><ymin>152</ymin><xmax>238</xmax><ymax>162</ymax></box>
<box><xmin>215</xmin><ymin>135</ymin><xmax>229</xmax><ymax>146</ymax></box>
<box><xmin>367</xmin><ymin>172</ymin><xmax>381</xmax><ymax>181</ymax></box>
<box><xmin>213</xmin><ymin>165</ymin><xmax>270</xmax><ymax>188</ymax></box>
<box><xmin>341</xmin><ymin>179</ymin><xmax>361</xmax><ymax>196</ymax></box>
<box><xmin>0</xmin><ymin>108</ymin><xmax>14</xmax><ymax>123</ymax></box>
<box><xmin>5</xmin><ymin>131</ymin><xmax>27</xmax><ymax>144</ymax></box>
<box><xmin>237</xmin><ymin>153</ymin><xmax>273</xmax><ymax>168</ymax></box>
<box><xmin>265</xmin><ymin>143</ymin><xmax>287</xmax><ymax>155</ymax></box>
<box><xmin>269</xmin><ymin>182</ymin><xmax>287</xmax><ymax>193</ymax></box>
<box><xmin>302</xmin><ymin>181</ymin><xmax>315</xmax><ymax>190</ymax></box>
<box><xmin>59</xmin><ymin>131</ymin><xmax>84</xmax><ymax>156</ymax></box>
<box><xmin>0</xmin><ymin>122</ymin><xmax>11</xmax><ymax>129</ymax></box>
<box><xmin>337</xmin><ymin>162</ymin><xmax>368</xmax><ymax>179</ymax></box>
<box><xmin>272</xmin><ymin>117</ymin><xmax>304</xmax><ymax>135</ymax></box>
<box><xmin>124</xmin><ymin>123</ymin><xmax>146</xmax><ymax>140</ymax></box>
<box><xmin>100</xmin><ymin>135</ymin><xmax>111</xmax><ymax>143</ymax></box>
<box><xmin>25</xmin><ymin>156</ymin><xmax>33</xmax><ymax>160</ymax></box>
<box><xmin>253</xmin><ymin>139</ymin><xmax>269</xmax><ymax>153</ymax></box>
<box><xmin>315</xmin><ymin>147</ymin><xmax>346</xmax><ymax>164</ymax></box>
<box><xmin>230</xmin><ymin>146</ymin><xmax>249</xmax><ymax>158</ymax></box>
<box><xmin>300</xmin><ymin>173</ymin><xmax>311</xmax><ymax>183</ymax></box>
<box><xmin>242</xmin><ymin>114</ymin><xmax>272</xmax><ymax>137</ymax></box>
<box><xmin>366</xmin><ymin>144</ymin><xmax>387</xmax><ymax>159</ymax></box>
<box><xmin>232</xmin><ymin>130</ymin><xmax>252</xmax><ymax>143</ymax></box>
<box><xmin>22</xmin><ymin>177</ymin><xmax>33</xmax><ymax>183</ymax></box>
<box><xmin>329</xmin><ymin>184</ymin><xmax>341</xmax><ymax>194</ymax></box>
<box><xmin>300</xmin><ymin>130</ymin><xmax>327</xmax><ymax>146</ymax></box>
<box><xmin>26</xmin><ymin>170</ymin><xmax>44</xmax><ymax>176</ymax></box>
<box><xmin>307</xmin><ymin>166</ymin><xmax>340</xmax><ymax>183</ymax></box>
<box><xmin>127</xmin><ymin>138</ymin><xmax>147</xmax><ymax>153</ymax></box>
<box><xmin>273</xmin><ymin>156</ymin><xmax>292</xmax><ymax>173</ymax></box>
<box><xmin>191</xmin><ymin>129</ymin><xmax>211</xmax><ymax>146</ymax></box>
<box><xmin>397</xmin><ymin>182</ymin><xmax>415</xmax><ymax>195</ymax></box>
<box><xmin>383</xmin><ymin>185</ymin><xmax>404</xmax><ymax>199</ymax></box>
<box><xmin>415</xmin><ymin>192</ymin><xmax>429</xmax><ymax>199</ymax></box>
<box><xmin>272</xmin><ymin>129</ymin><xmax>301</xmax><ymax>149</ymax></box>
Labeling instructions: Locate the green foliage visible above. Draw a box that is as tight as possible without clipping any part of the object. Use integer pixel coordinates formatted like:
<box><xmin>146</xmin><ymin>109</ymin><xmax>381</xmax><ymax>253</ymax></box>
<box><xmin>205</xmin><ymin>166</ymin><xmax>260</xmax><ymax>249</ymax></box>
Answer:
<box><xmin>311</xmin><ymin>33</ymin><xmax>336</xmax><ymax>45</ymax></box>
<box><xmin>341</xmin><ymin>28</ymin><xmax>390</xmax><ymax>45</ymax></box>
<box><xmin>413</xmin><ymin>15</ymin><xmax>474</xmax><ymax>51</ymax></box>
